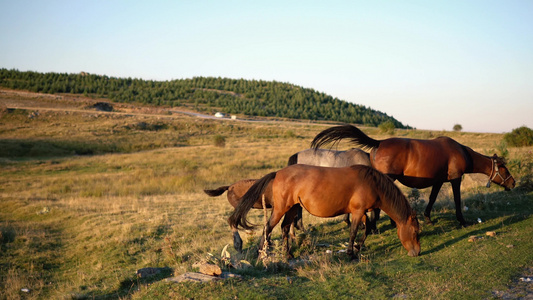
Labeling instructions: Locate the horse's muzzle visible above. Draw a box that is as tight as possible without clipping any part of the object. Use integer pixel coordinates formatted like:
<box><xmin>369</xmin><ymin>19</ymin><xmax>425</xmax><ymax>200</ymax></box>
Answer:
<box><xmin>408</xmin><ymin>249</ymin><xmax>420</xmax><ymax>257</ymax></box>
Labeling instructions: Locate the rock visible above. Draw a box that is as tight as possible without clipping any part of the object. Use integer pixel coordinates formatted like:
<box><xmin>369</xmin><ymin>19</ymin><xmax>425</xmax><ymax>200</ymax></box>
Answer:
<box><xmin>166</xmin><ymin>272</ymin><xmax>220</xmax><ymax>283</ymax></box>
<box><xmin>220</xmin><ymin>272</ymin><xmax>242</xmax><ymax>280</ymax></box>
<box><xmin>166</xmin><ymin>272</ymin><xmax>241</xmax><ymax>283</ymax></box>
<box><xmin>136</xmin><ymin>267</ymin><xmax>171</xmax><ymax>278</ymax></box>
<box><xmin>192</xmin><ymin>262</ymin><xmax>222</xmax><ymax>276</ymax></box>
<box><xmin>468</xmin><ymin>236</ymin><xmax>481</xmax><ymax>242</ymax></box>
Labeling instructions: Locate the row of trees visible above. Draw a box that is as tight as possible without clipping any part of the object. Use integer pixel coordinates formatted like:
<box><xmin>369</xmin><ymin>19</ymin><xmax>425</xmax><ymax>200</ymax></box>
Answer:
<box><xmin>0</xmin><ymin>69</ymin><xmax>410</xmax><ymax>128</ymax></box>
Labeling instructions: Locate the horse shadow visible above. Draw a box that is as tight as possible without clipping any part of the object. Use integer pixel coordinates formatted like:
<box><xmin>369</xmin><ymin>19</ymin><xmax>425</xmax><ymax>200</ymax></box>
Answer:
<box><xmin>412</xmin><ymin>189</ymin><xmax>531</xmax><ymax>256</ymax></box>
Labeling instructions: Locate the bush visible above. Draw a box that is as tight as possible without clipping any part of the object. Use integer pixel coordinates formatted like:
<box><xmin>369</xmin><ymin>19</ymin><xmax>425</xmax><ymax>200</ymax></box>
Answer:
<box><xmin>378</xmin><ymin>121</ymin><xmax>395</xmax><ymax>135</ymax></box>
<box><xmin>213</xmin><ymin>135</ymin><xmax>226</xmax><ymax>147</ymax></box>
<box><xmin>453</xmin><ymin>124</ymin><xmax>462</xmax><ymax>132</ymax></box>
<box><xmin>504</xmin><ymin>126</ymin><xmax>533</xmax><ymax>147</ymax></box>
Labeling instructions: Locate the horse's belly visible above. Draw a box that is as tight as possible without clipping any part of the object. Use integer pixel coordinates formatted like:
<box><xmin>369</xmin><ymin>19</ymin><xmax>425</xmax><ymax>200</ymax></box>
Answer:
<box><xmin>297</xmin><ymin>190</ymin><xmax>353</xmax><ymax>218</ymax></box>
<box><xmin>397</xmin><ymin>176</ymin><xmax>439</xmax><ymax>189</ymax></box>
<box><xmin>303</xmin><ymin>203</ymin><xmax>347</xmax><ymax>218</ymax></box>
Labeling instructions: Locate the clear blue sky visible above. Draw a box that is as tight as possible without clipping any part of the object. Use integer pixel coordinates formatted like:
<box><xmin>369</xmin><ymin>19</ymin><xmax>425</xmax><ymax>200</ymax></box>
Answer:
<box><xmin>1</xmin><ymin>1</ymin><xmax>532</xmax><ymax>133</ymax></box>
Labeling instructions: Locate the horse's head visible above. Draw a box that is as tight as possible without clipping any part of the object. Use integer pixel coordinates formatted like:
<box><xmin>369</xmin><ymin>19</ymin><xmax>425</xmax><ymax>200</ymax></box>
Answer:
<box><xmin>397</xmin><ymin>212</ymin><xmax>421</xmax><ymax>257</ymax></box>
<box><xmin>487</xmin><ymin>154</ymin><xmax>515</xmax><ymax>191</ymax></box>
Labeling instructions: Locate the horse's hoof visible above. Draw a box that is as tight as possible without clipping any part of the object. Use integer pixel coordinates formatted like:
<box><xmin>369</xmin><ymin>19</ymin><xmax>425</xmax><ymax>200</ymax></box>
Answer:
<box><xmin>234</xmin><ymin>242</ymin><xmax>243</xmax><ymax>253</ymax></box>
<box><xmin>349</xmin><ymin>254</ymin><xmax>359</xmax><ymax>262</ymax></box>
<box><xmin>459</xmin><ymin>220</ymin><xmax>472</xmax><ymax>227</ymax></box>
<box><xmin>424</xmin><ymin>216</ymin><xmax>434</xmax><ymax>226</ymax></box>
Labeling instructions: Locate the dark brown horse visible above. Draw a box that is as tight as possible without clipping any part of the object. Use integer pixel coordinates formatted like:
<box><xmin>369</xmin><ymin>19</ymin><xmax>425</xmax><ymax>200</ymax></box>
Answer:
<box><xmin>229</xmin><ymin>164</ymin><xmax>421</xmax><ymax>259</ymax></box>
<box><xmin>311</xmin><ymin>125</ymin><xmax>516</xmax><ymax>226</ymax></box>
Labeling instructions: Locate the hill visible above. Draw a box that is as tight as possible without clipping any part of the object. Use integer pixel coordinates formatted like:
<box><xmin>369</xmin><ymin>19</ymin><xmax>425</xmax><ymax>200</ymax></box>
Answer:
<box><xmin>0</xmin><ymin>68</ymin><xmax>410</xmax><ymax>128</ymax></box>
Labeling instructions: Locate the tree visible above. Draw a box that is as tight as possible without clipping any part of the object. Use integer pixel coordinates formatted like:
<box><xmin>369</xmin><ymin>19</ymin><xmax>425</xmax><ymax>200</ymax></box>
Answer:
<box><xmin>453</xmin><ymin>124</ymin><xmax>463</xmax><ymax>132</ymax></box>
<box><xmin>504</xmin><ymin>126</ymin><xmax>533</xmax><ymax>147</ymax></box>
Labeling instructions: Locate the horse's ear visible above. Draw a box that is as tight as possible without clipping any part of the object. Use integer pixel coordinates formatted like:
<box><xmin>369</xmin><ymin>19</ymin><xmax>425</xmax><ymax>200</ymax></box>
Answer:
<box><xmin>493</xmin><ymin>153</ymin><xmax>498</xmax><ymax>159</ymax></box>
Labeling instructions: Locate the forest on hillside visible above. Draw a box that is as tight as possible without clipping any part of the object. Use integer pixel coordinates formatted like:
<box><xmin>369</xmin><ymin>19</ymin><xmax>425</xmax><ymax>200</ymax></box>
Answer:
<box><xmin>0</xmin><ymin>68</ymin><xmax>409</xmax><ymax>128</ymax></box>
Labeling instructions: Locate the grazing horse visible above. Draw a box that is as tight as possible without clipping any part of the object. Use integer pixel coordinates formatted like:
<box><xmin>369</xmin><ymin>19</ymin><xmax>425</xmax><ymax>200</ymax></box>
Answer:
<box><xmin>204</xmin><ymin>179</ymin><xmax>276</xmax><ymax>252</ymax></box>
<box><xmin>204</xmin><ymin>148</ymin><xmax>373</xmax><ymax>252</ymax></box>
<box><xmin>229</xmin><ymin>164</ymin><xmax>421</xmax><ymax>258</ymax></box>
<box><xmin>311</xmin><ymin>125</ymin><xmax>516</xmax><ymax>226</ymax></box>
<box><xmin>288</xmin><ymin>148</ymin><xmax>380</xmax><ymax>230</ymax></box>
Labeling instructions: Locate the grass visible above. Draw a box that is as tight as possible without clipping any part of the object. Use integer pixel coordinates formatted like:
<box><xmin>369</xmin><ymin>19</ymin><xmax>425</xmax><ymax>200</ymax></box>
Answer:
<box><xmin>1</xmin><ymin>91</ymin><xmax>532</xmax><ymax>299</ymax></box>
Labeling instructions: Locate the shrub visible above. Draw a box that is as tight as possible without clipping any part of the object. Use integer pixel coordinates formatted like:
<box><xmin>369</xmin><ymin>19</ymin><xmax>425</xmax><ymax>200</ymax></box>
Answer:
<box><xmin>213</xmin><ymin>135</ymin><xmax>226</xmax><ymax>147</ymax></box>
<box><xmin>453</xmin><ymin>124</ymin><xmax>462</xmax><ymax>132</ymax></box>
<box><xmin>504</xmin><ymin>126</ymin><xmax>533</xmax><ymax>147</ymax></box>
<box><xmin>378</xmin><ymin>121</ymin><xmax>395</xmax><ymax>134</ymax></box>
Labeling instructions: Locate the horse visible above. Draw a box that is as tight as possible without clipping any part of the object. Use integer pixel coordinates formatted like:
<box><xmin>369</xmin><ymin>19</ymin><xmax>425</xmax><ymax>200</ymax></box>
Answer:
<box><xmin>229</xmin><ymin>164</ymin><xmax>421</xmax><ymax>259</ymax></box>
<box><xmin>204</xmin><ymin>179</ymin><xmax>276</xmax><ymax>252</ymax></box>
<box><xmin>204</xmin><ymin>148</ymin><xmax>373</xmax><ymax>252</ymax></box>
<box><xmin>288</xmin><ymin>148</ymin><xmax>378</xmax><ymax>228</ymax></box>
<box><xmin>311</xmin><ymin>124</ymin><xmax>516</xmax><ymax>226</ymax></box>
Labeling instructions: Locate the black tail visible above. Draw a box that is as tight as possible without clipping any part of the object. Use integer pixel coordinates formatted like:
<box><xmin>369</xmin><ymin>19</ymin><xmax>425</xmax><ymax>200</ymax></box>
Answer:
<box><xmin>311</xmin><ymin>124</ymin><xmax>381</xmax><ymax>151</ymax></box>
<box><xmin>228</xmin><ymin>172</ymin><xmax>277</xmax><ymax>230</ymax></box>
<box><xmin>287</xmin><ymin>153</ymin><xmax>298</xmax><ymax>166</ymax></box>
<box><xmin>203</xmin><ymin>186</ymin><xmax>230</xmax><ymax>197</ymax></box>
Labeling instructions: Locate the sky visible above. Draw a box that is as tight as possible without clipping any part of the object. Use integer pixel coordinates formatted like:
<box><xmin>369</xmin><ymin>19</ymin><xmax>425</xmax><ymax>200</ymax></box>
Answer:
<box><xmin>1</xmin><ymin>1</ymin><xmax>532</xmax><ymax>133</ymax></box>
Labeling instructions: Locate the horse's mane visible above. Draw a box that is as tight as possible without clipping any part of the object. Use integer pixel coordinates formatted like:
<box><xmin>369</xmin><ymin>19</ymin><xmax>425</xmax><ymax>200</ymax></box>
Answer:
<box><xmin>352</xmin><ymin>165</ymin><xmax>412</xmax><ymax>223</ymax></box>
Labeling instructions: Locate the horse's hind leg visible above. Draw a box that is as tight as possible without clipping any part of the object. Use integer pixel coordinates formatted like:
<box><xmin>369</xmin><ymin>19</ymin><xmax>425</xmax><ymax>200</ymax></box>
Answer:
<box><xmin>281</xmin><ymin>206</ymin><xmax>300</xmax><ymax>259</ymax></box>
<box><xmin>343</xmin><ymin>213</ymin><xmax>351</xmax><ymax>227</ymax></box>
<box><xmin>367</xmin><ymin>209</ymin><xmax>379</xmax><ymax>234</ymax></box>
<box><xmin>451</xmin><ymin>178</ymin><xmax>468</xmax><ymax>226</ymax></box>
<box><xmin>424</xmin><ymin>182</ymin><xmax>443</xmax><ymax>225</ymax></box>
<box><xmin>290</xmin><ymin>204</ymin><xmax>304</xmax><ymax>239</ymax></box>
<box><xmin>358</xmin><ymin>214</ymin><xmax>371</xmax><ymax>247</ymax></box>
<box><xmin>258</xmin><ymin>208</ymin><xmax>287</xmax><ymax>257</ymax></box>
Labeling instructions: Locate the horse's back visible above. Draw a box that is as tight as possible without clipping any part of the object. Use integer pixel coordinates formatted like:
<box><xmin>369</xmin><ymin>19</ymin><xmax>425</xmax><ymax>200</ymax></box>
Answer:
<box><xmin>374</xmin><ymin>137</ymin><xmax>469</xmax><ymax>184</ymax></box>
<box><xmin>274</xmin><ymin>164</ymin><xmax>373</xmax><ymax>217</ymax></box>
<box><xmin>296</xmin><ymin>148</ymin><xmax>370</xmax><ymax>167</ymax></box>
<box><xmin>228</xmin><ymin>179</ymin><xmax>273</xmax><ymax>209</ymax></box>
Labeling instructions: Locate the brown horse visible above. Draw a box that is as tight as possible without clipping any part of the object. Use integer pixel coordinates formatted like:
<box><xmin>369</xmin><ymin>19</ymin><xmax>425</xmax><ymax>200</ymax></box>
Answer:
<box><xmin>311</xmin><ymin>125</ymin><xmax>516</xmax><ymax>226</ymax></box>
<box><xmin>228</xmin><ymin>164</ymin><xmax>421</xmax><ymax>259</ymax></box>
<box><xmin>204</xmin><ymin>179</ymin><xmax>277</xmax><ymax>252</ymax></box>
<box><xmin>204</xmin><ymin>147</ymin><xmax>374</xmax><ymax>252</ymax></box>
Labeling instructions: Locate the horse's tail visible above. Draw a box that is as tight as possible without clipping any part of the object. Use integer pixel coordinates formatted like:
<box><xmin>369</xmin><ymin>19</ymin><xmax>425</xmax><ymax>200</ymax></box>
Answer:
<box><xmin>311</xmin><ymin>124</ymin><xmax>381</xmax><ymax>151</ymax></box>
<box><xmin>228</xmin><ymin>172</ymin><xmax>277</xmax><ymax>230</ymax></box>
<box><xmin>203</xmin><ymin>186</ymin><xmax>230</xmax><ymax>197</ymax></box>
<box><xmin>287</xmin><ymin>153</ymin><xmax>298</xmax><ymax>166</ymax></box>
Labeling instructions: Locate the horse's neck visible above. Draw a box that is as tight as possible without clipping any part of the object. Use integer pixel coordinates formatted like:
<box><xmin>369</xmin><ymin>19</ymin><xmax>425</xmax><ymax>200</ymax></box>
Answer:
<box><xmin>378</xmin><ymin>195</ymin><xmax>409</xmax><ymax>225</ymax></box>
<box><xmin>381</xmin><ymin>203</ymin><xmax>408</xmax><ymax>225</ymax></box>
<box><xmin>467</xmin><ymin>148</ymin><xmax>492</xmax><ymax>176</ymax></box>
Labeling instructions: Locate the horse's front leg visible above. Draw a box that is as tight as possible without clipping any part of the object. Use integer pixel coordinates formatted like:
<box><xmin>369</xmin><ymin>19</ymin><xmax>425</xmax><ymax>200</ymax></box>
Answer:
<box><xmin>347</xmin><ymin>212</ymin><xmax>364</xmax><ymax>260</ymax></box>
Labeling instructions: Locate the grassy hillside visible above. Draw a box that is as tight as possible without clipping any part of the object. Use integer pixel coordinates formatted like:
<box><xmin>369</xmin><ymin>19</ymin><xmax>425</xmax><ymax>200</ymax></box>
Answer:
<box><xmin>0</xmin><ymin>92</ymin><xmax>532</xmax><ymax>299</ymax></box>
<box><xmin>0</xmin><ymin>68</ymin><xmax>409</xmax><ymax>128</ymax></box>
